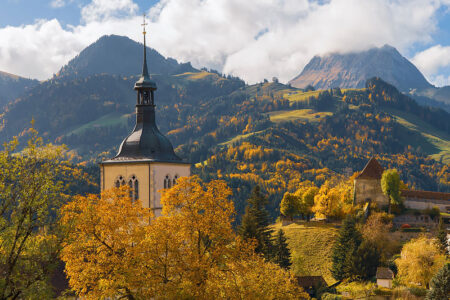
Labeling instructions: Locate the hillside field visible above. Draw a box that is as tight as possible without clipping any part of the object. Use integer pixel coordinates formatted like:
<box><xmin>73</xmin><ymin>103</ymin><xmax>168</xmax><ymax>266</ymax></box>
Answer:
<box><xmin>272</xmin><ymin>222</ymin><xmax>338</xmax><ymax>285</ymax></box>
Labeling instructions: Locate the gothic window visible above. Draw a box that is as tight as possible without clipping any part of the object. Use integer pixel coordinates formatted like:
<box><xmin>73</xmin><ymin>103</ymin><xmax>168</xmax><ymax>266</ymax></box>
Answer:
<box><xmin>164</xmin><ymin>175</ymin><xmax>171</xmax><ymax>189</ymax></box>
<box><xmin>129</xmin><ymin>175</ymin><xmax>139</xmax><ymax>202</ymax></box>
<box><xmin>173</xmin><ymin>175</ymin><xmax>178</xmax><ymax>186</ymax></box>
<box><xmin>115</xmin><ymin>175</ymin><xmax>125</xmax><ymax>188</ymax></box>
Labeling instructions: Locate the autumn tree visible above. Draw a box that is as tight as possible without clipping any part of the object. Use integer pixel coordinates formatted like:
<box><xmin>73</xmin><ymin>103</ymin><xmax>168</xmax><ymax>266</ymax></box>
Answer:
<box><xmin>313</xmin><ymin>180</ymin><xmax>354</xmax><ymax>220</ymax></box>
<box><xmin>299</xmin><ymin>186</ymin><xmax>318</xmax><ymax>221</ymax></box>
<box><xmin>426</xmin><ymin>263</ymin><xmax>450</xmax><ymax>300</ymax></box>
<box><xmin>395</xmin><ymin>237</ymin><xmax>446</xmax><ymax>288</ymax></box>
<box><xmin>280</xmin><ymin>192</ymin><xmax>299</xmax><ymax>220</ymax></box>
<box><xmin>60</xmin><ymin>187</ymin><xmax>152</xmax><ymax>299</ymax></box>
<box><xmin>381</xmin><ymin>169</ymin><xmax>401</xmax><ymax>214</ymax></box>
<box><xmin>61</xmin><ymin>177</ymin><xmax>306</xmax><ymax>299</ymax></box>
<box><xmin>272</xmin><ymin>229</ymin><xmax>291</xmax><ymax>269</ymax></box>
<box><xmin>361</xmin><ymin>212</ymin><xmax>398</xmax><ymax>263</ymax></box>
<box><xmin>0</xmin><ymin>128</ymin><xmax>72</xmax><ymax>300</ymax></box>
<box><xmin>239</xmin><ymin>186</ymin><xmax>274</xmax><ymax>259</ymax></box>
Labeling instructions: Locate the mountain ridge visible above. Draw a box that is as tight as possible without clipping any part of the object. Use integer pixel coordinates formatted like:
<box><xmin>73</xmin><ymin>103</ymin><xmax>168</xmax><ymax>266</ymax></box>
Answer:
<box><xmin>289</xmin><ymin>45</ymin><xmax>433</xmax><ymax>92</ymax></box>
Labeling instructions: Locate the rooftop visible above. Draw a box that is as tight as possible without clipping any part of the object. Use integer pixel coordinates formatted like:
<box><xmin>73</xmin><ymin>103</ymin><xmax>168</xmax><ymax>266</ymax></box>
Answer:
<box><xmin>356</xmin><ymin>157</ymin><xmax>384</xmax><ymax>180</ymax></box>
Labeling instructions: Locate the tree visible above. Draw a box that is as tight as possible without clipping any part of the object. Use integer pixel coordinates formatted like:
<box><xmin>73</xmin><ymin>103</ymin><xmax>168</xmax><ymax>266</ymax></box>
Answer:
<box><xmin>239</xmin><ymin>186</ymin><xmax>274</xmax><ymax>259</ymax></box>
<box><xmin>61</xmin><ymin>177</ymin><xmax>306</xmax><ymax>299</ymax></box>
<box><xmin>381</xmin><ymin>169</ymin><xmax>401</xmax><ymax>214</ymax></box>
<box><xmin>0</xmin><ymin>128</ymin><xmax>71</xmax><ymax>300</ymax></box>
<box><xmin>426</xmin><ymin>263</ymin><xmax>450</xmax><ymax>300</ymax></box>
<box><xmin>60</xmin><ymin>187</ymin><xmax>152</xmax><ymax>299</ymax></box>
<box><xmin>298</xmin><ymin>186</ymin><xmax>318</xmax><ymax>221</ymax></box>
<box><xmin>437</xmin><ymin>217</ymin><xmax>448</xmax><ymax>256</ymax></box>
<box><xmin>313</xmin><ymin>180</ymin><xmax>354</xmax><ymax>220</ymax></box>
<box><xmin>361</xmin><ymin>212</ymin><xmax>398</xmax><ymax>263</ymax></box>
<box><xmin>395</xmin><ymin>237</ymin><xmax>446</xmax><ymax>288</ymax></box>
<box><xmin>272</xmin><ymin>229</ymin><xmax>291</xmax><ymax>269</ymax></box>
<box><xmin>280</xmin><ymin>192</ymin><xmax>299</xmax><ymax>220</ymax></box>
<box><xmin>331</xmin><ymin>216</ymin><xmax>362</xmax><ymax>281</ymax></box>
<box><xmin>350</xmin><ymin>240</ymin><xmax>380</xmax><ymax>280</ymax></box>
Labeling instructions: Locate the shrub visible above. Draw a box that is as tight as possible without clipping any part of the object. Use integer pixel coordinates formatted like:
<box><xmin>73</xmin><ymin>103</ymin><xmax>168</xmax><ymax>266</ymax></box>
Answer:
<box><xmin>321</xmin><ymin>293</ymin><xmax>342</xmax><ymax>300</ymax></box>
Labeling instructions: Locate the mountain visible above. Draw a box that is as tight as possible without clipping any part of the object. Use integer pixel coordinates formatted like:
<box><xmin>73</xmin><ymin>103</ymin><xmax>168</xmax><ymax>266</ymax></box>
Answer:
<box><xmin>0</xmin><ymin>71</ymin><xmax>38</xmax><ymax>108</ymax></box>
<box><xmin>57</xmin><ymin>35</ymin><xmax>196</xmax><ymax>78</ymax></box>
<box><xmin>289</xmin><ymin>45</ymin><xmax>433</xmax><ymax>92</ymax></box>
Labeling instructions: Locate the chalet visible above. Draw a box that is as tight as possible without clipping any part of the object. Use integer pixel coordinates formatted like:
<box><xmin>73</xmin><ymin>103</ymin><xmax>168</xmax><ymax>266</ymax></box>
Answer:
<box><xmin>376</xmin><ymin>267</ymin><xmax>394</xmax><ymax>288</ymax></box>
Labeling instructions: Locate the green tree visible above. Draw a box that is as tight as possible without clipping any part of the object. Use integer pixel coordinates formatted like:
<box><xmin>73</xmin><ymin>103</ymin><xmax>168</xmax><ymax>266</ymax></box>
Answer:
<box><xmin>426</xmin><ymin>263</ymin><xmax>450</xmax><ymax>300</ymax></box>
<box><xmin>381</xmin><ymin>169</ymin><xmax>401</xmax><ymax>214</ymax></box>
<box><xmin>272</xmin><ymin>229</ymin><xmax>291</xmax><ymax>269</ymax></box>
<box><xmin>280</xmin><ymin>192</ymin><xmax>299</xmax><ymax>220</ymax></box>
<box><xmin>239</xmin><ymin>186</ymin><xmax>274</xmax><ymax>259</ymax></box>
<box><xmin>0</xmin><ymin>128</ymin><xmax>71</xmax><ymax>299</ymax></box>
<box><xmin>350</xmin><ymin>240</ymin><xmax>380</xmax><ymax>280</ymax></box>
<box><xmin>299</xmin><ymin>186</ymin><xmax>318</xmax><ymax>221</ymax></box>
<box><xmin>437</xmin><ymin>217</ymin><xmax>448</xmax><ymax>256</ymax></box>
<box><xmin>331</xmin><ymin>216</ymin><xmax>362</xmax><ymax>281</ymax></box>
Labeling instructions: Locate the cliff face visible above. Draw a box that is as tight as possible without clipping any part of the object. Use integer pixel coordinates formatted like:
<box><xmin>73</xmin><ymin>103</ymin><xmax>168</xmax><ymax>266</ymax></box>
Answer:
<box><xmin>289</xmin><ymin>45</ymin><xmax>433</xmax><ymax>92</ymax></box>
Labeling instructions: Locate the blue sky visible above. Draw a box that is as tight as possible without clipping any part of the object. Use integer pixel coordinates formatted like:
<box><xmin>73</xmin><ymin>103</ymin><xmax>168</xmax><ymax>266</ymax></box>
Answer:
<box><xmin>1</xmin><ymin>0</ymin><xmax>450</xmax><ymax>86</ymax></box>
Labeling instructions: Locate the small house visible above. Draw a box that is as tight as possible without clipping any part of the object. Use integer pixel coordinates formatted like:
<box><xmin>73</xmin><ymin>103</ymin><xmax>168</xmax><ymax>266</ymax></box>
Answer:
<box><xmin>376</xmin><ymin>267</ymin><xmax>394</xmax><ymax>289</ymax></box>
<box><xmin>295</xmin><ymin>276</ymin><xmax>327</xmax><ymax>297</ymax></box>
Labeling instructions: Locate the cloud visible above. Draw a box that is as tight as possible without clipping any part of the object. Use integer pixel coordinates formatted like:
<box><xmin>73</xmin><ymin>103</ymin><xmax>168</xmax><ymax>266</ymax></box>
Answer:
<box><xmin>81</xmin><ymin>0</ymin><xmax>139</xmax><ymax>23</ymax></box>
<box><xmin>411</xmin><ymin>44</ymin><xmax>450</xmax><ymax>85</ymax></box>
<box><xmin>0</xmin><ymin>0</ymin><xmax>449</xmax><ymax>83</ymax></box>
<box><xmin>50</xmin><ymin>0</ymin><xmax>66</xmax><ymax>8</ymax></box>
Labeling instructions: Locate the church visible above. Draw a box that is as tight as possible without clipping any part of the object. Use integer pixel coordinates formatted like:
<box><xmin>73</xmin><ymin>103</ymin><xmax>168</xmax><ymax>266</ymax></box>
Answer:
<box><xmin>99</xmin><ymin>25</ymin><xmax>190</xmax><ymax>217</ymax></box>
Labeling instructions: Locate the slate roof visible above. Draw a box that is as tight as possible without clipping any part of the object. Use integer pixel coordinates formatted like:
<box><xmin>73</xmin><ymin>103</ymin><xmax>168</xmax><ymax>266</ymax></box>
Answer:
<box><xmin>376</xmin><ymin>267</ymin><xmax>394</xmax><ymax>279</ymax></box>
<box><xmin>295</xmin><ymin>276</ymin><xmax>327</xmax><ymax>288</ymax></box>
<box><xmin>356</xmin><ymin>157</ymin><xmax>384</xmax><ymax>180</ymax></box>
<box><xmin>401</xmin><ymin>190</ymin><xmax>450</xmax><ymax>201</ymax></box>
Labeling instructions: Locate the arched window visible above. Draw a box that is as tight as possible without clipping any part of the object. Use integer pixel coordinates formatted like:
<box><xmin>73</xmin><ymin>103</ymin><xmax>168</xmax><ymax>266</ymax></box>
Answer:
<box><xmin>164</xmin><ymin>175</ymin><xmax>171</xmax><ymax>189</ymax></box>
<box><xmin>115</xmin><ymin>175</ymin><xmax>125</xmax><ymax>188</ymax></box>
<box><xmin>134</xmin><ymin>180</ymin><xmax>139</xmax><ymax>200</ymax></box>
<box><xmin>129</xmin><ymin>175</ymin><xmax>139</xmax><ymax>202</ymax></box>
<box><xmin>173</xmin><ymin>175</ymin><xmax>178</xmax><ymax>186</ymax></box>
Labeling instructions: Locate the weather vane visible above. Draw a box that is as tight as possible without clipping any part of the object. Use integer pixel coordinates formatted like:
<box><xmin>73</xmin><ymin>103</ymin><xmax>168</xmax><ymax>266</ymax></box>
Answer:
<box><xmin>142</xmin><ymin>13</ymin><xmax>148</xmax><ymax>36</ymax></box>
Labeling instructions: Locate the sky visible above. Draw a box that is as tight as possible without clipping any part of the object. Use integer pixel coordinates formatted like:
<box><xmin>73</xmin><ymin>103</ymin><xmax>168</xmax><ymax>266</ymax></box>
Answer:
<box><xmin>1</xmin><ymin>0</ymin><xmax>450</xmax><ymax>86</ymax></box>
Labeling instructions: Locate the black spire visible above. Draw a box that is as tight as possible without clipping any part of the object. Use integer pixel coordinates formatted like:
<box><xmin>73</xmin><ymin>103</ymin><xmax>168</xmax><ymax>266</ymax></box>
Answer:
<box><xmin>134</xmin><ymin>14</ymin><xmax>157</xmax><ymax>97</ymax></box>
<box><xmin>107</xmin><ymin>15</ymin><xmax>181</xmax><ymax>163</ymax></box>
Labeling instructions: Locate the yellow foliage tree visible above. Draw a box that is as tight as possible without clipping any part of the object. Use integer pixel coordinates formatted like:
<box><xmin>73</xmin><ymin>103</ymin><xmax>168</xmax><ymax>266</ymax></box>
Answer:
<box><xmin>395</xmin><ymin>236</ymin><xmax>446</xmax><ymax>288</ymax></box>
<box><xmin>61</xmin><ymin>176</ymin><xmax>307</xmax><ymax>299</ymax></box>
<box><xmin>312</xmin><ymin>179</ymin><xmax>354</xmax><ymax>219</ymax></box>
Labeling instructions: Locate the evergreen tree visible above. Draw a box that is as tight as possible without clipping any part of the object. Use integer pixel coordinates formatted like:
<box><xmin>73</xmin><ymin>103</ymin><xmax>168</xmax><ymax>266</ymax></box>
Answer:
<box><xmin>426</xmin><ymin>263</ymin><xmax>450</xmax><ymax>300</ymax></box>
<box><xmin>350</xmin><ymin>240</ymin><xmax>380</xmax><ymax>280</ymax></box>
<box><xmin>437</xmin><ymin>217</ymin><xmax>448</xmax><ymax>256</ymax></box>
<box><xmin>273</xmin><ymin>229</ymin><xmax>291</xmax><ymax>269</ymax></box>
<box><xmin>331</xmin><ymin>216</ymin><xmax>362</xmax><ymax>281</ymax></box>
<box><xmin>239</xmin><ymin>186</ymin><xmax>274</xmax><ymax>259</ymax></box>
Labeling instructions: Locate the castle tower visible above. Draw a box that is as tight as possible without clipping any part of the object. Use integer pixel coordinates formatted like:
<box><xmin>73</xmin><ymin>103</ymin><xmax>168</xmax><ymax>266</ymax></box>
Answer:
<box><xmin>100</xmin><ymin>17</ymin><xmax>190</xmax><ymax>216</ymax></box>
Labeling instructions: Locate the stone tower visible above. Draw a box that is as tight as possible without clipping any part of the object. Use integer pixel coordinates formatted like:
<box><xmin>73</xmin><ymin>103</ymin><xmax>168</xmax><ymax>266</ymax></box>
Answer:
<box><xmin>100</xmin><ymin>19</ymin><xmax>190</xmax><ymax>216</ymax></box>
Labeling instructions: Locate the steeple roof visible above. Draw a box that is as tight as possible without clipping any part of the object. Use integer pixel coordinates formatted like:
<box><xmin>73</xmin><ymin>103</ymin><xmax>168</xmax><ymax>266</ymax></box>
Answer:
<box><xmin>356</xmin><ymin>157</ymin><xmax>384</xmax><ymax>179</ymax></box>
<box><xmin>103</xmin><ymin>16</ymin><xmax>185</xmax><ymax>164</ymax></box>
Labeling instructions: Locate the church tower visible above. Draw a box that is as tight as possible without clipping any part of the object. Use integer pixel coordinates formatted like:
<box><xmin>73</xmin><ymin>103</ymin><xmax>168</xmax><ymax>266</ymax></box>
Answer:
<box><xmin>100</xmin><ymin>17</ymin><xmax>190</xmax><ymax>216</ymax></box>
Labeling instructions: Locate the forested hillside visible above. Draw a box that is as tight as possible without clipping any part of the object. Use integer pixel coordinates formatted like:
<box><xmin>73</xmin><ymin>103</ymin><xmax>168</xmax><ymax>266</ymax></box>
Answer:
<box><xmin>1</xmin><ymin>70</ymin><xmax>448</xmax><ymax>220</ymax></box>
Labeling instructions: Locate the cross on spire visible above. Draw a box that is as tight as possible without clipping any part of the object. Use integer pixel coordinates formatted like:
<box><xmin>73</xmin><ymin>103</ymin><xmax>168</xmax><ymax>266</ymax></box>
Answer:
<box><xmin>142</xmin><ymin>13</ymin><xmax>148</xmax><ymax>35</ymax></box>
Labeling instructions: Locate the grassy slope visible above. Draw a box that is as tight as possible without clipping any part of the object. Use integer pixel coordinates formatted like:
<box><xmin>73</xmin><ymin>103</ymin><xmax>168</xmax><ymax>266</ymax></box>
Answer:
<box><xmin>387</xmin><ymin>108</ymin><xmax>450</xmax><ymax>164</ymax></box>
<box><xmin>272</xmin><ymin>222</ymin><xmax>338</xmax><ymax>285</ymax></box>
<box><xmin>268</xmin><ymin>109</ymin><xmax>333</xmax><ymax>123</ymax></box>
<box><xmin>67</xmin><ymin>112</ymin><xmax>131</xmax><ymax>136</ymax></box>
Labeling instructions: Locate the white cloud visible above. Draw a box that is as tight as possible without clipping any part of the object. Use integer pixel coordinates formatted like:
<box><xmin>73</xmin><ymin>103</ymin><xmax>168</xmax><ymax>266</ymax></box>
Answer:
<box><xmin>0</xmin><ymin>0</ymin><xmax>449</xmax><ymax>83</ymax></box>
<box><xmin>411</xmin><ymin>45</ymin><xmax>450</xmax><ymax>85</ymax></box>
<box><xmin>81</xmin><ymin>0</ymin><xmax>138</xmax><ymax>23</ymax></box>
<box><xmin>50</xmin><ymin>0</ymin><xmax>66</xmax><ymax>8</ymax></box>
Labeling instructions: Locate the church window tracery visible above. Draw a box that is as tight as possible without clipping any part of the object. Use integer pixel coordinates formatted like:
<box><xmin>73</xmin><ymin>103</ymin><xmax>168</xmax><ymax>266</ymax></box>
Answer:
<box><xmin>173</xmin><ymin>175</ymin><xmax>178</xmax><ymax>186</ymax></box>
<box><xmin>164</xmin><ymin>175</ymin><xmax>171</xmax><ymax>189</ymax></box>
